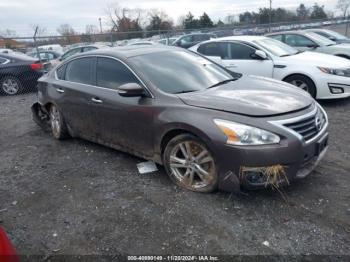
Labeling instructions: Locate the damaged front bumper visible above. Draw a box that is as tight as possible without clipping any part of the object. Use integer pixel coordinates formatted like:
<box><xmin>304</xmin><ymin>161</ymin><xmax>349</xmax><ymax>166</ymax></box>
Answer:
<box><xmin>31</xmin><ymin>102</ymin><xmax>50</xmax><ymax>131</ymax></box>
<box><xmin>215</xmin><ymin>132</ymin><xmax>329</xmax><ymax>192</ymax></box>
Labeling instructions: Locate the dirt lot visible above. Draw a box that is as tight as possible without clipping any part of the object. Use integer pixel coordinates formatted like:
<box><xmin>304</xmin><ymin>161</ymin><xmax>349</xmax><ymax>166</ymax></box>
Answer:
<box><xmin>0</xmin><ymin>93</ymin><xmax>349</xmax><ymax>259</ymax></box>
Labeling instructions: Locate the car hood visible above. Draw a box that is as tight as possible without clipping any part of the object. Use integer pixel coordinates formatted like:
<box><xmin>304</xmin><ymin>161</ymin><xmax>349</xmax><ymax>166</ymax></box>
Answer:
<box><xmin>279</xmin><ymin>51</ymin><xmax>350</xmax><ymax>68</ymax></box>
<box><xmin>178</xmin><ymin>75</ymin><xmax>313</xmax><ymax>117</ymax></box>
<box><xmin>321</xmin><ymin>43</ymin><xmax>350</xmax><ymax>54</ymax></box>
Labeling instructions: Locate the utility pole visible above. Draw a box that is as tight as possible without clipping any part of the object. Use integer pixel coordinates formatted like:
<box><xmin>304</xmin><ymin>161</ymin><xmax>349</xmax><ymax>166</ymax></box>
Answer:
<box><xmin>99</xmin><ymin>17</ymin><xmax>102</xmax><ymax>33</ymax></box>
<box><xmin>269</xmin><ymin>0</ymin><xmax>272</xmax><ymax>32</ymax></box>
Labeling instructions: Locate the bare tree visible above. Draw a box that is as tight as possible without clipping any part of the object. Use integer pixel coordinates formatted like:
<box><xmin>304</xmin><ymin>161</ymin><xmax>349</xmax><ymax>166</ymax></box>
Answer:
<box><xmin>30</xmin><ymin>24</ymin><xmax>47</xmax><ymax>37</ymax></box>
<box><xmin>85</xmin><ymin>24</ymin><xmax>99</xmax><ymax>35</ymax></box>
<box><xmin>0</xmin><ymin>29</ymin><xmax>17</xmax><ymax>38</ymax></box>
<box><xmin>106</xmin><ymin>3</ymin><xmax>147</xmax><ymax>35</ymax></box>
<box><xmin>337</xmin><ymin>0</ymin><xmax>350</xmax><ymax>18</ymax></box>
<box><xmin>57</xmin><ymin>24</ymin><xmax>79</xmax><ymax>44</ymax></box>
<box><xmin>225</xmin><ymin>14</ymin><xmax>236</xmax><ymax>25</ymax></box>
<box><xmin>57</xmin><ymin>24</ymin><xmax>75</xmax><ymax>36</ymax></box>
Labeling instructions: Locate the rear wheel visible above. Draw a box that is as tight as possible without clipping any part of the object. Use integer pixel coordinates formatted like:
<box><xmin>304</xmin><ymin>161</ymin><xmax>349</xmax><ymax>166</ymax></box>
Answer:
<box><xmin>284</xmin><ymin>75</ymin><xmax>317</xmax><ymax>98</ymax></box>
<box><xmin>49</xmin><ymin>104</ymin><xmax>69</xmax><ymax>140</ymax></box>
<box><xmin>0</xmin><ymin>76</ymin><xmax>22</xmax><ymax>95</ymax></box>
<box><xmin>163</xmin><ymin>134</ymin><xmax>218</xmax><ymax>193</ymax></box>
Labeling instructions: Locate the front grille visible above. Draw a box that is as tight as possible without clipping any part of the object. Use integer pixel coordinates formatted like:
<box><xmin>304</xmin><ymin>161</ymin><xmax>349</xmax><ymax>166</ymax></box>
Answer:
<box><xmin>283</xmin><ymin>107</ymin><xmax>326</xmax><ymax>142</ymax></box>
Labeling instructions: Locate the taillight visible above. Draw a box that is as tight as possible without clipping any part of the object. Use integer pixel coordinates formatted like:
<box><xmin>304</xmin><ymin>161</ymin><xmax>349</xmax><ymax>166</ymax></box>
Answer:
<box><xmin>30</xmin><ymin>63</ymin><xmax>42</xmax><ymax>71</ymax></box>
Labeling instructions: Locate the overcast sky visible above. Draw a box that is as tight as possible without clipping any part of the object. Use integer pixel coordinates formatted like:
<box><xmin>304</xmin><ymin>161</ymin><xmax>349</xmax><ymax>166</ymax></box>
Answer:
<box><xmin>0</xmin><ymin>0</ymin><xmax>338</xmax><ymax>36</ymax></box>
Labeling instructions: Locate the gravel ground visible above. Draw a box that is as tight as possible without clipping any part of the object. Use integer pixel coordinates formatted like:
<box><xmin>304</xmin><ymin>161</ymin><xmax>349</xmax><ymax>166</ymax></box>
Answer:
<box><xmin>0</xmin><ymin>93</ymin><xmax>349</xmax><ymax>259</ymax></box>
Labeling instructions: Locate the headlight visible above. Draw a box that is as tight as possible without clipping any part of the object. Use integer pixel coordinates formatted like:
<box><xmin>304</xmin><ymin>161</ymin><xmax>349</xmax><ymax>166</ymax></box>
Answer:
<box><xmin>318</xmin><ymin>67</ymin><xmax>350</xmax><ymax>77</ymax></box>
<box><xmin>214</xmin><ymin>119</ymin><xmax>280</xmax><ymax>145</ymax></box>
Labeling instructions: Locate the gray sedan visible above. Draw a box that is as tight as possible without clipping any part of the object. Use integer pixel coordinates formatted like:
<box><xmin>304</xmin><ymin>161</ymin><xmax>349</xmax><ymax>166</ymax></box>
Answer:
<box><xmin>267</xmin><ymin>30</ymin><xmax>350</xmax><ymax>59</ymax></box>
<box><xmin>32</xmin><ymin>46</ymin><xmax>328</xmax><ymax>193</ymax></box>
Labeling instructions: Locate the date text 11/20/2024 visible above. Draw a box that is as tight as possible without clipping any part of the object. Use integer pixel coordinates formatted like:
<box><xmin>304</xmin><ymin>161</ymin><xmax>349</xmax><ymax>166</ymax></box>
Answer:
<box><xmin>127</xmin><ymin>256</ymin><xmax>219</xmax><ymax>261</ymax></box>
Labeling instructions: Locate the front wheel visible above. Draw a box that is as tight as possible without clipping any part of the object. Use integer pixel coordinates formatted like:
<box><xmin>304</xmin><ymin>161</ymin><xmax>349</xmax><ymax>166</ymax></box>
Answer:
<box><xmin>49</xmin><ymin>104</ymin><xmax>69</xmax><ymax>140</ymax></box>
<box><xmin>284</xmin><ymin>75</ymin><xmax>317</xmax><ymax>98</ymax></box>
<box><xmin>163</xmin><ymin>134</ymin><xmax>218</xmax><ymax>193</ymax></box>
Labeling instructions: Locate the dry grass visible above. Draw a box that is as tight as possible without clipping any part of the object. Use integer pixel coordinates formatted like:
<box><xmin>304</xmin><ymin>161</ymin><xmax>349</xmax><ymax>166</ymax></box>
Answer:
<box><xmin>239</xmin><ymin>165</ymin><xmax>289</xmax><ymax>189</ymax></box>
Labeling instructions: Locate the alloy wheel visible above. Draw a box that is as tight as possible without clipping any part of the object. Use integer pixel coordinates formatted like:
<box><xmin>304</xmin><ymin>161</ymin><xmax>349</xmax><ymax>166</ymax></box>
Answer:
<box><xmin>290</xmin><ymin>79</ymin><xmax>309</xmax><ymax>92</ymax></box>
<box><xmin>2</xmin><ymin>78</ymin><xmax>20</xmax><ymax>95</ymax></box>
<box><xmin>169</xmin><ymin>140</ymin><xmax>216</xmax><ymax>190</ymax></box>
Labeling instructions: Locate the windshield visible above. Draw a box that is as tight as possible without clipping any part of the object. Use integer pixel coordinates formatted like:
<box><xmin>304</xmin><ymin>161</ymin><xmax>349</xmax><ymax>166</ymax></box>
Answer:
<box><xmin>254</xmin><ymin>38</ymin><xmax>299</xmax><ymax>57</ymax></box>
<box><xmin>324</xmin><ymin>30</ymin><xmax>348</xmax><ymax>40</ymax></box>
<box><xmin>305</xmin><ymin>32</ymin><xmax>336</xmax><ymax>46</ymax></box>
<box><xmin>131</xmin><ymin>50</ymin><xmax>239</xmax><ymax>94</ymax></box>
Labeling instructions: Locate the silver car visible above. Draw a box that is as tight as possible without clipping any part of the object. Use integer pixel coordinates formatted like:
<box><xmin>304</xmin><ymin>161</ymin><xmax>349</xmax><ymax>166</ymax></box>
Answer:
<box><xmin>266</xmin><ymin>30</ymin><xmax>350</xmax><ymax>59</ymax></box>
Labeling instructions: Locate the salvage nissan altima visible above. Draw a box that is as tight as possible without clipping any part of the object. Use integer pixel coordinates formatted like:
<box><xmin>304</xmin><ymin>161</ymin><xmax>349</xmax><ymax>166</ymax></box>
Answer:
<box><xmin>32</xmin><ymin>46</ymin><xmax>329</xmax><ymax>193</ymax></box>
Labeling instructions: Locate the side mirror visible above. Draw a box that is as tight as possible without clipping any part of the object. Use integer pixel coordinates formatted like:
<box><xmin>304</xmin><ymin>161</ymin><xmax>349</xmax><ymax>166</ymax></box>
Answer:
<box><xmin>117</xmin><ymin>83</ymin><xmax>145</xmax><ymax>97</ymax></box>
<box><xmin>329</xmin><ymin>36</ymin><xmax>336</xmax><ymax>41</ymax></box>
<box><xmin>253</xmin><ymin>50</ymin><xmax>268</xmax><ymax>60</ymax></box>
<box><xmin>206</xmin><ymin>56</ymin><xmax>222</xmax><ymax>64</ymax></box>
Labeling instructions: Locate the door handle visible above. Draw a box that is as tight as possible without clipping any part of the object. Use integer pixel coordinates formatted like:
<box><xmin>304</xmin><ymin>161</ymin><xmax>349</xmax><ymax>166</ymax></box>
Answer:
<box><xmin>56</xmin><ymin>88</ymin><xmax>64</xmax><ymax>93</ymax></box>
<box><xmin>91</xmin><ymin>97</ymin><xmax>103</xmax><ymax>104</ymax></box>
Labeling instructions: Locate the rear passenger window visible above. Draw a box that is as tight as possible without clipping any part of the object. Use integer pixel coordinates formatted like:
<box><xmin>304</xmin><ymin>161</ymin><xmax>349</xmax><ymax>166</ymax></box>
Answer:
<box><xmin>198</xmin><ymin>42</ymin><xmax>222</xmax><ymax>57</ymax></box>
<box><xmin>65</xmin><ymin>57</ymin><xmax>94</xmax><ymax>85</ymax></box>
<box><xmin>96</xmin><ymin>57</ymin><xmax>140</xmax><ymax>89</ymax></box>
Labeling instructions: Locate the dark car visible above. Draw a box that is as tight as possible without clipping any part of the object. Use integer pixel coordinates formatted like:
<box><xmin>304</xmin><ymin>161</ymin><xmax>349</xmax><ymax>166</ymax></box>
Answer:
<box><xmin>306</xmin><ymin>29</ymin><xmax>350</xmax><ymax>44</ymax></box>
<box><xmin>32</xmin><ymin>46</ymin><xmax>329</xmax><ymax>193</ymax></box>
<box><xmin>59</xmin><ymin>44</ymin><xmax>108</xmax><ymax>62</ymax></box>
<box><xmin>172</xmin><ymin>33</ymin><xmax>217</xmax><ymax>49</ymax></box>
<box><xmin>0</xmin><ymin>53</ymin><xmax>46</xmax><ymax>95</ymax></box>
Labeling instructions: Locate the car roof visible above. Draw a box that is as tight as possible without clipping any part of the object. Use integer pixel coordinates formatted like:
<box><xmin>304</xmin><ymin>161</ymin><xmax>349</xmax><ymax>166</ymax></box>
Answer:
<box><xmin>266</xmin><ymin>30</ymin><xmax>306</xmax><ymax>36</ymax></box>
<box><xmin>217</xmin><ymin>35</ymin><xmax>266</xmax><ymax>41</ymax></box>
<box><xmin>73</xmin><ymin>45</ymin><xmax>180</xmax><ymax>60</ymax></box>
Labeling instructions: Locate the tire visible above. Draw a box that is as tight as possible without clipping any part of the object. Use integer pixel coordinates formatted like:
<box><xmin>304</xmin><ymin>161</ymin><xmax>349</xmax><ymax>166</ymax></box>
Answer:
<box><xmin>49</xmin><ymin>104</ymin><xmax>69</xmax><ymax>140</ymax></box>
<box><xmin>284</xmin><ymin>75</ymin><xmax>317</xmax><ymax>98</ymax></box>
<box><xmin>163</xmin><ymin>134</ymin><xmax>218</xmax><ymax>193</ymax></box>
<box><xmin>0</xmin><ymin>76</ymin><xmax>22</xmax><ymax>95</ymax></box>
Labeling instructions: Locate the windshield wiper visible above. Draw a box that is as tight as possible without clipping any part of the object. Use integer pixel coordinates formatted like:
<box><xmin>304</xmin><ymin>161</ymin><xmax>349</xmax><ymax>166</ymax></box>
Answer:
<box><xmin>280</xmin><ymin>50</ymin><xmax>304</xmax><ymax>57</ymax></box>
<box><xmin>280</xmin><ymin>53</ymin><xmax>293</xmax><ymax>57</ymax></box>
<box><xmin>208</xmin><ymin>78</ymin><xmax>237</xmax><ymax>89</ymax></box>
<box><xmin>174</xmin><ymin>90</ymin><xmax>198</xmax><ymax>94</ymax></box>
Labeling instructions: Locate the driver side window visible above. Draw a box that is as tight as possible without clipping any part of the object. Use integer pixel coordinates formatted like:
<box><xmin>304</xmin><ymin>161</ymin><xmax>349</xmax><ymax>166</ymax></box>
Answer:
<box><xmin>96</xmin><ymin>57</ymin><xmax>140</xmax><ymax>90</ymax></box>
<box><xmin>227</xmin><ymin>42</ymin><xmax>256</xmax><ymax>60</ymax></box>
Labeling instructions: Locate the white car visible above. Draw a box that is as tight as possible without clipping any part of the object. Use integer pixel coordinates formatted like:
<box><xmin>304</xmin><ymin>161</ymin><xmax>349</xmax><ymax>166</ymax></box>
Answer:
<box><xmin>189</xmin><ymin>36</ymin><xmax>350</xmax><ymax>99</ymax></box>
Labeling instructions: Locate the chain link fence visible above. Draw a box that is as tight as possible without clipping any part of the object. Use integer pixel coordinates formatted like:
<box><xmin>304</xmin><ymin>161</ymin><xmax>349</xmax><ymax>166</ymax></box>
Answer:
<box><xmin>1</xmin><ymin>17</ymin><xmax>350</xmax><ymax>96</ymax></box>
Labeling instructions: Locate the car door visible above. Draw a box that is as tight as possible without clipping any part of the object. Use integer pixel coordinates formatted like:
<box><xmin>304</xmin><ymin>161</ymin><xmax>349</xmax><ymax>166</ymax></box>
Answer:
<box><xmin>284</xmin><ymin>34</ymin><xmax>318</xmax><ymax>52</ymax></box>
<box><xmin>89</xmin><ymin>56</ymin><xmax>155</xmax><ymax>156</ymax></box>
<box><xmin>221</xmin><ymin>42</ymin><xmax>273</xmax><ymax>77</ymax></box>
<box><xmin>53</xmin><ymin>56</ymin><xmax>97</xmax><ymax>138</ymax></box>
